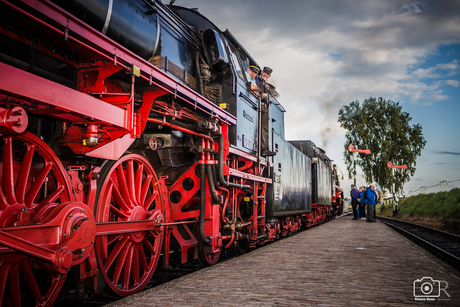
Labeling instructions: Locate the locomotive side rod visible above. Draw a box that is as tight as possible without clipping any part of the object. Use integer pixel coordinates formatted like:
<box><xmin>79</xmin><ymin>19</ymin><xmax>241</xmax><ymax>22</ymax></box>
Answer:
<box><xmin>95</xmin><ymin>219</ymin><xmax>163</xmax><ymax>236</ymax></box>
<box><xmin>0</xmin><ymin>213</ymin><xmax>165</xmax><ymax>267</ymax></box>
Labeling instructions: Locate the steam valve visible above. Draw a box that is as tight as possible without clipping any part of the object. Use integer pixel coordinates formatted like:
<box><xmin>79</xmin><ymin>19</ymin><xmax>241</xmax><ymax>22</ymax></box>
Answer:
<box><xmin>84</xmin><ymin>124</ymin><xmax>100</xmax><ymax>147</ymax></box>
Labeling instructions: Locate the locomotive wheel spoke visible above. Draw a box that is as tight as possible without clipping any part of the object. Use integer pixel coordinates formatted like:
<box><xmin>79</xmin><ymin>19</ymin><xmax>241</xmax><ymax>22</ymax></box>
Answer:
<box><xmin>25</xmin><ymin>162</ymin><xmax>53</xmax><ymax>209</ymax></box>
<box><xmin>111</xmin><ymin>241</ymin><xmax>132</xmax><ymax>286</ymax></box>
<box><xmin>108</xmin><ymin>233</ymin><xmax>123</xmax><ymax>246</ymax></box>
<box><xmin>142</xmin><ymin>237</ymin><xmax>158</xmax><ymax>257</ymax></box>
<box><xmin>122</xmin><ymin>244</ymin><xmax>135</xmax><ymax>289</ymax></box>
<box><xmin>95</xmin><ymin>154</ymin><xmax>164</xmax><ymax>297</ymax></box>
<box><xmin>9</xmin><ymin>263</ymin><xmax>21</xmax><ymax>307</ymax></box>
<box><xmin>138</xmin><ymin>244</ymin><xmax>149</xmax><ymax>271</ymax></box>
<box><xmin>20</xmin><ymin>259</ymin><xmax>44</xmax><ymax>305</ymax></box>
<box><xmin>126</xmin><ymin>161</ymin><xmax>137</xmax><ymax>207</ymax></box>
<box><xmin>103</xmin><ymin>236</ymin><xmax>130</xmax><ymax>271</ymax></box>
<box><xmin>0</xmin><ymin>188</ymin><xmax>8</xmax><ymax>210</ymax></box>
<box><xmin>0</xmin><ymin>133</ymin><xmax>72</xmax><ymax>307</ymax></box>
<box><xmin>132</xmin><ymin>245</ymin><xmax>140</xmax><ymax>284</ymax></box>
<box><xmin>144</xmin><ymin>191</ymin><xmax>158</xmax><ymax>211</ymax></box>
<box><xmin>0</xmin><ymin>262</ymin><xmax>11</xmax><ymax>304</ymax></box>
<box><xmin>3</xmin><ymin>137</ymin><xmax>17</xmax><ymax>205</ymax></box>
<box><xmin>116</xmin><ymin>165</ymin><xmax>134</xmax><ymax>208</ymax></box>
<box><xmin>37</xmin><ymin>185</ymin><xmax>64</xmax><ymax>209</ymax></box>
<box><xmin>140</xmin><ymin>176</ymin><xmax>152</xmax><ymax>206</ymax></box>
<box><xmin>110</xmin><ymin>181</ymin><xmax>132</xmax><ymax>212</ymax></box>
<box><xmin>135</xmin><ymin>164</ymin><xmax>144</xmax><ymax>206</ymax></box>
<box><xmin>15</xmin><ymin>144</ymin><xmax>35</xmax><ymax>204</ymax></box>
<box><xmin>110</xmin><ymin>204</ymin><xmax>130</xmax><ymax>219</ymax></box>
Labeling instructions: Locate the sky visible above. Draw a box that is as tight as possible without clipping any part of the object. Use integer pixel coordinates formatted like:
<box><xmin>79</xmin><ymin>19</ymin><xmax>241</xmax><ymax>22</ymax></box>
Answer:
<box><xmin>175</xmin><ymin>0</ymin><xmax>460</xmax><ymax>198</ymax></box>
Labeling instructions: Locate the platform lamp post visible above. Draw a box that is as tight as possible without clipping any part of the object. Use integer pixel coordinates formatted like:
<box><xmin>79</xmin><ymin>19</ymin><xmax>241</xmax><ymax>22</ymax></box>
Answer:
<box><xmin>388</xmin><ymin>161</ymin><xmax>407</xmax><ymax>216</ymax></box>
<box><xmin>348</xmin><ymin>144</ymin><xmax>371</xmax><ymax>186</ymax></box>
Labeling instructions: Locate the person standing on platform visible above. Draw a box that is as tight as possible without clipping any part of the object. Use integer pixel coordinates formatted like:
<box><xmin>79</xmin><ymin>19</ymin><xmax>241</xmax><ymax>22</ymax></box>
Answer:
<box><xmin>350</xmin><ymin>184</ymin><xmax>359</xmax><ymax>220</ymax></box>
<box><xmin>358</xmin><ymin>186</ymin><xmax>366</xmax><ymax>219</ymax></box>
<box><xmin>365</xmin><ymin>184</ymin><xmax>377</xmax><ymax>222</ymax></box>
<box><xmin>374</xmin><ymin>188</ymin><xmax>380</xmax><ymax>221</ymax></box>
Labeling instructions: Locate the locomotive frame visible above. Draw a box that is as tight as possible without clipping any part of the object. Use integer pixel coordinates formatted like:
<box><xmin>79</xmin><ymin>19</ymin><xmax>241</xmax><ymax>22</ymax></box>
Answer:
<box><xmin>0</xmin><ymin>1</ymin><xmax>343</xmax><ymax>305</ymax></box>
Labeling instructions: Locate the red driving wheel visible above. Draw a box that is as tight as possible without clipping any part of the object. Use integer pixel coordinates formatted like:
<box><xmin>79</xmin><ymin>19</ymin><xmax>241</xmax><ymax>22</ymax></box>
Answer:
<box><xmin>0</xmin><ymin>132</ymin><xmax>73</xmax><ymax>307</ymax></box>
<box><xmin>94</xmin><ymin>154</ymin><xmax>164</xmax><ymax>297</ymax></box>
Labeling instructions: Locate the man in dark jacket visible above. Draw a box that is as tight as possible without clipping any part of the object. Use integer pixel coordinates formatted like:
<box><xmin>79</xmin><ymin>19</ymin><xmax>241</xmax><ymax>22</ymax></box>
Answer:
<box><xmin>255</xmin><ymin>66</ymin><xmax>273</xmax><ymax>93</ymax></box>
<box><xmin>365</xmin><ymin>184</ymin><xmax>377</xmax><ymax>222</ymax></box>
<box><xmin>350</xmin><ymin>184</ymin><xmax>359</xmax><ymax>220</ymax></box>
<box><xmin>358</xmin><ymin>186</ymin><xmax>366</xmax><ymax>219</ymax></box>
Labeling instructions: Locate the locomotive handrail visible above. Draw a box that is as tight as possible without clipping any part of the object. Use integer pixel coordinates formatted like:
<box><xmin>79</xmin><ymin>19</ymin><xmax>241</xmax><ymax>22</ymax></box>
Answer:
<box><xmin>239</xmin><ymin>92</ymin><xmax>259</xmax><ymax>109</ymax></box>
<box><xmin>147</xmin><ymin>117</ymin><xmax>214</xmax><ymax>143</ymax></box>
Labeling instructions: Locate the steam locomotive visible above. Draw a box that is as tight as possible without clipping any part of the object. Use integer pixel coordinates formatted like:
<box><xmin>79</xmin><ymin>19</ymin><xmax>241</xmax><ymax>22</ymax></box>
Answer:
<box><xmin>0</xmin><ymin>0</ymin><xmax>343</xmax><ymax>305</ymax></box>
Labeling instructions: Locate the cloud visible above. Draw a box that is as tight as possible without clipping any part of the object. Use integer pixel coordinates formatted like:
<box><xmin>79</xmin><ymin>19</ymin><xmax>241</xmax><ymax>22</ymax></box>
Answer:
<box><xmin>174</xmin><ymin>0</ymin><xmax>460</xmax><ymax>192</ymax></box>
<box><xmin>433</xmin><ymin>150</ymin><xmax>460</xmax><ymax>155</ymax></box>
<box><xmin>176</xmin><ymin>0</ymin><xmax>460</xmax><ymax>111</ymax></box>
<box><xmin>436</xmin><ymin>60</ymin><xmax>459</xmax><ymax>71</ymax></box>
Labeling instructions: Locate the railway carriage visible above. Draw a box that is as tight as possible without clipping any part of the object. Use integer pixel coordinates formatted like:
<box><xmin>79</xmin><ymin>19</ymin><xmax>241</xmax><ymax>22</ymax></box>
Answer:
<box><xmin>0</xmin><ymin>1</ymin><xmax>342</xmax><ymax>305</ymax></box>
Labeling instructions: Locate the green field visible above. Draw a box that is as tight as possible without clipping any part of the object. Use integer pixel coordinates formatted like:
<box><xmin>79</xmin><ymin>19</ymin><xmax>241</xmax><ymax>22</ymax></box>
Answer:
<box><xmin>378</xmin><ymin>188</ymin><xmax>460</xmax><ymax>221</ymax></box>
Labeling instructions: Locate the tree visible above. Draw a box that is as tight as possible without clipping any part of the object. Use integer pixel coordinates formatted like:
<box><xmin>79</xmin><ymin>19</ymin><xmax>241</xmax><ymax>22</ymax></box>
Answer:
<box><xmin>338</xmin><ymin>97</ymin><xmax>426</xmax><ymax>197</ymax></box>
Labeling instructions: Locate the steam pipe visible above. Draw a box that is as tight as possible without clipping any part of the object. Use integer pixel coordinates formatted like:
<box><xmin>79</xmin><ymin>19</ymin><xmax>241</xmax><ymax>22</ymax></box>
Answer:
<box><xmin>216</xmin><ymin>187</ymin><xmax>229</xmax><ymax>223</ymax></box>
<box><xmin>195</xmin><ymin>50</ymin><xmax>204</xmax><ymax>96</ymax></box>
<box><xmin>224</xmin><ymin>232</ymin><xmax>235</xmax><ymax>249</ymax></box>
<box><xmin>217</xmin><ymin>133</ymin><xmax>251</xmax><ymax>190</ymax></box>
<box><xmin>207</xmin><ymin>164</ymin><xmax>222</xmax><ymax>205</ymax></box>
<box><xmin>199</xmin><ymin>163</ymin><xmax>211</xmax><ymax>245</ymax></box>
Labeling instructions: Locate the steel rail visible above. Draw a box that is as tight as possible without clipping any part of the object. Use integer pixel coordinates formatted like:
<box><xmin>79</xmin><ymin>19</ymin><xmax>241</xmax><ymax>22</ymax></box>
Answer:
<box><xmin>378</xmin><ymin>216</ymin><xmax>460</xmax><ymax>270</ymax></box>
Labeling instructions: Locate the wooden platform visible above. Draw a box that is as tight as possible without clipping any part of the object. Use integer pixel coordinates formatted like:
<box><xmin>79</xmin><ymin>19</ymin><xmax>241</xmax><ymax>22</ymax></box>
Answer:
<box><xmin>105</xmin><ymin>215</ymin><xmax>460</xmax><ymax>306</ymax></box>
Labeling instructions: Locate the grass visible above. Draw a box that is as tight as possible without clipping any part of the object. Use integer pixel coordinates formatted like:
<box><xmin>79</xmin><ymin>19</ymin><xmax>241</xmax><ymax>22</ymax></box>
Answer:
<box><xmin>378</xmin><ymin>188</ymin><xmax>460</xmax><ymax>221</ymax></box>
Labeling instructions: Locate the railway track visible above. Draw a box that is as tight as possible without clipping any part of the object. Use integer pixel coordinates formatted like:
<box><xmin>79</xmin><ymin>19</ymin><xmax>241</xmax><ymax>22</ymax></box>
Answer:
<box><xmin>377</xmin><ymin>216</ymin><xmax>460</xmax><ymax>271</ymax></box>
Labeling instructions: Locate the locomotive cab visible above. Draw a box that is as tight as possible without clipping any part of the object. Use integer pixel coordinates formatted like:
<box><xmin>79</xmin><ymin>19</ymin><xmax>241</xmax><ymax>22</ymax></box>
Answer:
<box><xmin>172</xmin><ymin>6</ymin><xmax>283</xmax><ymax>156</ymax></box>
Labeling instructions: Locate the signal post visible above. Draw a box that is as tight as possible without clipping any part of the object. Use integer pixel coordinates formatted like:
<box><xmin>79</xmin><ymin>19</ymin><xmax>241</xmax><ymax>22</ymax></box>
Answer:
<box><xmin>348</xmin><ymin>144</ymin><xmax>371</xmax><ymax>186</ymax></box>
<box><xmin>388</xmin><ymin>161</ymin><xmax>407</xmax><ymax>216</ymax></box>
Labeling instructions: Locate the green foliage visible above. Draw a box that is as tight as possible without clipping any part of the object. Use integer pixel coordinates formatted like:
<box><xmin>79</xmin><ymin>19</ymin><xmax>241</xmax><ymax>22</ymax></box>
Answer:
<box><xmin>398</xmin><ymin>188</ymin><xmax>460</xmax><ymax>220</ymax></box>
<box><xmin>338</xmin><ymin>97</ymin><xmax>426</xmax><ymax>195</ymax></box>
<box><xmin>378</xmin><ymin>203</ymin><xmax>394</xmax><ymax>216</ymax></box>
